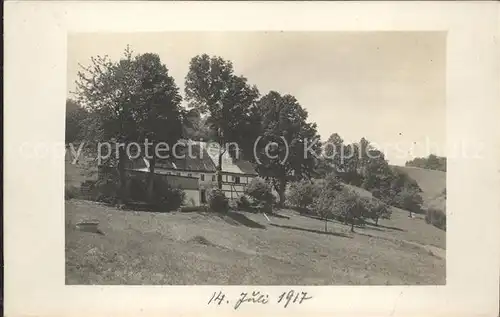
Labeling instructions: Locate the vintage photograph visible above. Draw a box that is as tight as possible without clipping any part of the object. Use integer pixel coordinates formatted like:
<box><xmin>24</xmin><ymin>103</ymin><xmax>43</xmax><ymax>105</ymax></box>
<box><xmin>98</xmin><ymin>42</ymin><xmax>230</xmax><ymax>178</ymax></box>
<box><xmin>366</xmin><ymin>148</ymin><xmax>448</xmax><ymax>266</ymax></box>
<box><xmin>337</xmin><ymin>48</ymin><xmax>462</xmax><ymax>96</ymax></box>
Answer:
<box><xmin>64</xmin><ymin>32</ymin><xmax>446</xmax><ymax>285</ymax></box>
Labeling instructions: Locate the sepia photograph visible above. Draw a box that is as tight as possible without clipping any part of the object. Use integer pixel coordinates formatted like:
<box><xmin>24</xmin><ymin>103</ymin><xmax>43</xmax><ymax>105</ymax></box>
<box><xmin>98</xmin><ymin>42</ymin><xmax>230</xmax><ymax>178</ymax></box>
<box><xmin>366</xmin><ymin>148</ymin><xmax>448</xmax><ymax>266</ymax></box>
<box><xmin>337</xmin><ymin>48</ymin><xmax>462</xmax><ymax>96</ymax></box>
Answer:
<box><xmin>5</xmin><ymin>2</ymin><xmax>500</xmax><ymax>316</ymax></box>
<box><xmin>64</xmin><ymin>31</ymin><xmax>447</xmax><ymax>285</ymax></box>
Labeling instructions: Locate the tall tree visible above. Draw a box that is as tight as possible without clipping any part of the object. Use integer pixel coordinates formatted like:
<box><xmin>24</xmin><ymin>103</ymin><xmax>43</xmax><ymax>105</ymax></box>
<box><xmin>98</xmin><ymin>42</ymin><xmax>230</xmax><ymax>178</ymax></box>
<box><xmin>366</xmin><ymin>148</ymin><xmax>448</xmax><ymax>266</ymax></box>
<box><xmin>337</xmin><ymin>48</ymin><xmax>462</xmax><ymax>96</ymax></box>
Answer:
<box><xmin>341</xmin><ymin>142</ymin><xmax>361</xmax><ymax>185</ymax></box>
<box><xmin>324</xmin><ymin>133</ymin><xmax>345</xmax><ymax>172</ymax></box>
<box><xmin>75</xmin><ymin>47</ymin><xmax>183</xmax><ymax>203</ymax></box>
<box><xmin>185</xmin><ymin>54</ymin><xmax>260</xmax><ymax>189</ymax></box>
<box><xmin>127</xmin><ymin>52</ymin><xmax>184</xmax><ymax>202</ymax></box>
<box><xmin>182</xmin><ymin>108</ymin><xmax>215</xmax><ymax>141</ymax></box>
<box><xmin>255</xmin><ymin>91</ymin><xmax>321</xmax><ymax>206</ymax></box>
<box><xmin>65</xmin><ymin>99</ymin><xmax>89</xmax><ymax>144</ymax></box>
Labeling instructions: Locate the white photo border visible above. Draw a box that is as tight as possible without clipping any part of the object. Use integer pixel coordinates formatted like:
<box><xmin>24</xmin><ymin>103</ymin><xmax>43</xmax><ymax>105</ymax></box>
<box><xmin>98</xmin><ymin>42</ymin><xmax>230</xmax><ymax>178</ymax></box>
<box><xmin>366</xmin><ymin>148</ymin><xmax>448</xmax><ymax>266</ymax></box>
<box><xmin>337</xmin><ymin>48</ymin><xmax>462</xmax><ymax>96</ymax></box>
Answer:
<box><xmin>4</xmin><ymin>1</ymin><xmax>500</xmax><ymax>317</ymax></box>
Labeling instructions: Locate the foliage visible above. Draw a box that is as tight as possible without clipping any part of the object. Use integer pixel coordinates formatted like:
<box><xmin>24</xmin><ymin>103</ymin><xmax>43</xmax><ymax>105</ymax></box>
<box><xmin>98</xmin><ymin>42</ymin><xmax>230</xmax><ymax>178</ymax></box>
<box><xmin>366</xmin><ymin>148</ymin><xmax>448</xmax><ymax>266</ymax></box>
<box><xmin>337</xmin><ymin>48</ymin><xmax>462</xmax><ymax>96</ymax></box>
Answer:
<box><xmin>182</xmin><ymin>108</ymin><xmax>216</xmax><ymax>141</ymax></box>
<box><xmin>207</xmin><ymin>188</ymin><xmax>230</xmax><ymax>213</ymax></box>
<box><xmin>425</xmin><ymin>207</ymin><xmax>446</xmax><ymax>231</ymax></box>
<box><xmin>237</xmin><ymin>195</ymin><xmax>253</xmax><ymax>211</ymax></box>
<box><xmin>254</xmin><ymin>91</ymin><xmax>322</xmax><ymax>206</ymax></box>
<box><xmin>333</xmin><ymin>188</ymin><xmax>367</xmax><ymax>232</ymax></box>
<box><xmin>65</xmin><ymin>186</ymin><xmax>80</xmax><ymax>200</ymax></box>
<box><xmin>150</xmin><ymin>179</ymin><xmax>185</xmax><ymax>212</ymax></box>
<box><xmin>405</xmin><ymin>154</ymin><xmax>446</xmax><ymax>172</ymax></box>
<box><xmin>74</xmin><ymin>46</ymin><xmax>184</xmax><ymax>203</ymax></box>
<box><xmin>65</xmin><ymin>99</ymin><xmax>89</xmax><ymax>143</ymax></box>
<box><xmin>244</xmin><ymin>178</ymin><xmax>274</xmax><ymax>213</ymax></box>
<box><xmin>312</xmin><ymin>157</ymin><xmax>335</xmax><ymax>179</ymax></box>
<box><xmin>309</xmin><ymin>174</ymin><xmax>344</xmax><ymax>231</ymax></box>
<box><xmin>319</xmin><ymin>133</ymin><xmax>423</xmax><ymax>213</ymax></box>
<box><xmin>286</xmin><ymin>179</ymin><xmax>321</xmax><ymax>210</ymax></box>
<box><xmin>391</xmin><ymin>188</ymin><xmax>423</xmax><ymax>216</ymax></box>
<box><xmin>91</xmin><ymin>177</ymin><xmax>120</xmax><ymax>205</ymax></box>
<box><xmin>185</xmin><ymin>54</ymin><xmax>261</xmax><ymax>188</ymax></box>
<box><xmin>362</xmin><ymin>198</ymin><xmax>392</xmax><ymax>225</ymax></box>
<box><xmin>128</xmin><ymin>176</ymin><xmax>149</xmax><ymax>202</ymax></box>
<box><xmin>325</xmin><ymin>137</ymin><xmax>364</xmax><ymax>186</ymax></box>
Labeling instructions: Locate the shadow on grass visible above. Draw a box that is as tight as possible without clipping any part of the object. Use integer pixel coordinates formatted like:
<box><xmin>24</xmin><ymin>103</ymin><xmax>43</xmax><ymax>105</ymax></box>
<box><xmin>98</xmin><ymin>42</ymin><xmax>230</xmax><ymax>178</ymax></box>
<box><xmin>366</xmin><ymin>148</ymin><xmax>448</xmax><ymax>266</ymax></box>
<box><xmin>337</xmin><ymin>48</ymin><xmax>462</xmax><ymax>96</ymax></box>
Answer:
<box><xmin>267</xmin><ymin>212</ymin><xmax>290</xmax><ymax>220</ymax></box>
<box><xmin>221</xmin><ymin>211</ymin><xmax>267</xmax><ymax>229</ymax></box>
<box><xmin>296</xmin><ymin>211</ymin><xmax>338</xmax><ymax>223</ymax></box>
<box><xmin>368</xmin><ymin>223</ymin><xmax>406</xmax><ymax>232</ymax></box>
<box><xmin>358</xmin><ymin>224</ymin><xmax>386</xmax><ymax>232</ymax></box>
<box><xmin>270</xmin><ymin>223</ymin><xmax>352</xmax><ymax>239</ymax></box>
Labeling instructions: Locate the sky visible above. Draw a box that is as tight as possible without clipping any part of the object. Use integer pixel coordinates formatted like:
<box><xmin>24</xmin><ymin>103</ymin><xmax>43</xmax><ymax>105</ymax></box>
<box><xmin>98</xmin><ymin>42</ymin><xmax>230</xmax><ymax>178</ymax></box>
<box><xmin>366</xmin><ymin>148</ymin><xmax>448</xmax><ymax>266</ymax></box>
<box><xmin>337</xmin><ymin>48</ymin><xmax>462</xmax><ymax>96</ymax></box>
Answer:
<box><xmin>67</xmin><ymin>32</ymin><xmax>446</xmax><ymax>166</ymax></box>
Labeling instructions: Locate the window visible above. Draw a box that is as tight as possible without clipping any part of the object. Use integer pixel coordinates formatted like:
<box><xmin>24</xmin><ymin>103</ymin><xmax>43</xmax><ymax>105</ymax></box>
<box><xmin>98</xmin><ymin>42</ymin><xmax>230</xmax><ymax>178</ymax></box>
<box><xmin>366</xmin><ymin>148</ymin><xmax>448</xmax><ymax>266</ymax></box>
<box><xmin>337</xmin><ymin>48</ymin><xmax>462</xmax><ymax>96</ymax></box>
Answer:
<box><xmin>235</xmin><ymin>176</ymin><xmax>240</xmax><ymax>184</ymax></box>
<box><xmin>200</xmin><ymin>174</ymin><xmax>205</xmax><ymax>181</ymax></box>
<box><xmin>188</xmin><ymin>173</ymin><xmax>192</xmax><ymax>177</ymax></box>
<box><xmin>176</xmin><ymin>172</ymin><xmax>181</xmax><ymax>176</ymax></box>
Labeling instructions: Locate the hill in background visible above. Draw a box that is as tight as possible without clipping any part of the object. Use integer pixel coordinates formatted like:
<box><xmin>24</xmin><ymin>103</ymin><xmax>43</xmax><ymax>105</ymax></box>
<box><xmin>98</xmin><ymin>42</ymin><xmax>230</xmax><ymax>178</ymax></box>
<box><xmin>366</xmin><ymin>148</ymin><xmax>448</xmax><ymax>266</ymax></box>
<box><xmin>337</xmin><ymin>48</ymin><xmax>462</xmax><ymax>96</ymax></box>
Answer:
<box><xmin>393</xmin><ymin>166</ymin><xmax>446</xmax><ymax>212</ymax></box>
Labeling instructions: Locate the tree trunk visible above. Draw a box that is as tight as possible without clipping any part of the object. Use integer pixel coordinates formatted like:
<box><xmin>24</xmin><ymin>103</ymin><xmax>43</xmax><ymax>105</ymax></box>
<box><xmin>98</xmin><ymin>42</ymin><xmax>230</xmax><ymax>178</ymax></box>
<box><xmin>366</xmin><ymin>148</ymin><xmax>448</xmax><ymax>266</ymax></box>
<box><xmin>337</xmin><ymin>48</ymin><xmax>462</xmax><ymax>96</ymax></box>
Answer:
<box><xmin>324</xmin><ymin>217</ymin><xmax>328</xmax><ymax>232</ymax></box>
<box><xmin>350</xmin><ymin>221</ymin><xmax>355</xmax><ymax>233</ymax></box>
<box><xmin>147</xmin><ymin>148</ymin><xmax>156</xmax><ymax>204</ymax></box>
<box><xmin>375</xmin><ymin>216</ymin><xmax>379</xmax><ymax>226</ymax></box>
<box><xmin>117</xmin><ymin>146</ymin><xmax>128</xmax><ymax>204</ymax></box>
<box><xmin>278</xmin><ymin>177</ymin><xmax>286</xmax><ymax>207</ymax></box>
<box><xmin>217</xmin><ymin>152</ymin><xmax>223</xmax><ymax>190</ymax></box>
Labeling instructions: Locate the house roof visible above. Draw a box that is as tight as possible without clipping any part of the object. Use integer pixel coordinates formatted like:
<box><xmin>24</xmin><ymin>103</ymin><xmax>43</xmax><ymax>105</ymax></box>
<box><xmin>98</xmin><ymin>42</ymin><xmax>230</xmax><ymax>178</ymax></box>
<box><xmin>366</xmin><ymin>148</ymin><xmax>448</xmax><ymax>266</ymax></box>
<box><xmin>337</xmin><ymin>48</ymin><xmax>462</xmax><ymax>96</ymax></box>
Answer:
<box><xmin>196</xmin><ymin>141</ymin><xmax>258</xmax><ymax>176</ymax></box>
<box><xmin>123</xmin><ymin>139</ymin><xmax>257</xmax><ymax>176</ymax></box>
<box><xmin>156</xmin><ymin>143</ymin><xmax>217</xmax><ymax>172</ymax></box>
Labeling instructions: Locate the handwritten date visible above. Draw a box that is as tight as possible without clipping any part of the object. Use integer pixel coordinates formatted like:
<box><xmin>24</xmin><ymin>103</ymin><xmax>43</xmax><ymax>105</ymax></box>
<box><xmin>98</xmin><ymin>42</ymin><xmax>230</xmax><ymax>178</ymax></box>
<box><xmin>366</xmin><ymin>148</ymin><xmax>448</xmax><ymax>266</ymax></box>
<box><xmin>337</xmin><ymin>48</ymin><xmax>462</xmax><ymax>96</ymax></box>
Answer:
<box><xmin>208</xmin><ymin>290</ymin><xmax>312</xmax><ymax>309</ymax></box>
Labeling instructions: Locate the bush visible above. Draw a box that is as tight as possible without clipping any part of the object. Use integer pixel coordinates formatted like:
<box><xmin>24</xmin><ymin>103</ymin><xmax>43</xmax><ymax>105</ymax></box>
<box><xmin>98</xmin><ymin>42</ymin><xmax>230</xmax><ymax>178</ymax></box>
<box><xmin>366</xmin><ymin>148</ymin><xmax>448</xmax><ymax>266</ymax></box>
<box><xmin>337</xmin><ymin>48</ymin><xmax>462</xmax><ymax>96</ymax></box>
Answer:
<box><xmin>245</xmin><ymin>178</ymin><xmax>274</xmax><ymax>204</ymax></box>
<box><xmin>151</xmin><ymin>179</ymin><xmax>185</xmax><ymax>212</ymax></box>
<box><xmin>391</xmin><ymin>188</ymin><xmax>423</xmax><ymax>215</ymax></box>
<box><xmin>245</xmin><ymin>178</ymin><xmax>274</xmax><ymax>212</ymax></box>
<box><xmin>237</xmin><ymin>195</ymin><xmax>253</xmax><ymax>211</ymax></box>
<box><xmin>65</xmin><ymin>186</ymin><xmax>80</xmax><ymax>200</ymax></box>
<box><xmin>207</xmin><ymin>188</ymin><xmax>229</xmax><ymax>213</ymax></box>
<box><xmin>425</xmin><ymin>208</ymin><xmax>446</xmax><ymax>231</ymax></box>
<box><xmin>287</xmin><ymin>179</ymin><xmax>322</xmax><ymax>210</ymax></box>
<box><xmin>88</xmin><ymin>177</ymin><xmax>119</xmax><ymax>204</ymax></box>
<box><xmin>128</xmin><ymin>177</ymin><xmax>148</xmax><ymax>202</ymax></box>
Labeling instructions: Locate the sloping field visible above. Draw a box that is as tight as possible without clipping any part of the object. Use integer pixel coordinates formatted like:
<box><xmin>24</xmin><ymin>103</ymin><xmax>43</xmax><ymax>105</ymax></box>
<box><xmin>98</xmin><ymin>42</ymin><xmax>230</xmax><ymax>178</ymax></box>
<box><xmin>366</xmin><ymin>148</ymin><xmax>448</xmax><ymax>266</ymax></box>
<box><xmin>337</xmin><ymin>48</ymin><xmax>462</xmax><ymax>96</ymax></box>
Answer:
<box><xmin>66</xmin><ymin>199</ymin><xmax>445</xmax><ymax>285</ymax></box>
<box><xmin>393</xmin><ymin>166</ymin><xmax>446</xmax><ymax>211</ymax></box>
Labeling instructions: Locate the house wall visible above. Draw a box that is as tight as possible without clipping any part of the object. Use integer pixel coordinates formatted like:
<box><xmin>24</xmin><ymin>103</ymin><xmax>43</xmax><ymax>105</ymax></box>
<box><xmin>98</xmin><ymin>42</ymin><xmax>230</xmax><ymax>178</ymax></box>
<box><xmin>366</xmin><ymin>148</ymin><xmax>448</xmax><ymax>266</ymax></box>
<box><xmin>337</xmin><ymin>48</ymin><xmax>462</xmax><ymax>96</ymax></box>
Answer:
<box><xmin>221</xmin><ymin>174</ymin><xmax>255</xmax><ymax>184</ymax></box>
<box><xmin>144</xmin><ymin>167</ymin><xmax>260</xmax><ymax>202</ymax></box>
<box><xmin>220</xmin><ymin>173</ymin><xmax>258</xmax><ymax>199</ymax></box>
<box><xmin>155</xmin><ymin>168</ymin><xmax>215</xmax><ymax>189</ymax></box>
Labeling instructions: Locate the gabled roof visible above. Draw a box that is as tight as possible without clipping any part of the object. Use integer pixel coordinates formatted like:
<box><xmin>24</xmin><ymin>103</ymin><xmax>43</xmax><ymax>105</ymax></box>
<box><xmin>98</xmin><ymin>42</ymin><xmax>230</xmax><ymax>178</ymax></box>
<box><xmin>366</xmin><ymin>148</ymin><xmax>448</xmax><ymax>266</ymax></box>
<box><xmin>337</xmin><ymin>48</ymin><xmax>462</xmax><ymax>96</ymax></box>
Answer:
<box><xmin>155</xmin><ymin>142</ymin><xmax>217</xmax><ymax>172</ymax></box>
<box><xmin>196</xmin><ymin>141</ymin><xmax>258</xmax><ymax>176</ymax></box>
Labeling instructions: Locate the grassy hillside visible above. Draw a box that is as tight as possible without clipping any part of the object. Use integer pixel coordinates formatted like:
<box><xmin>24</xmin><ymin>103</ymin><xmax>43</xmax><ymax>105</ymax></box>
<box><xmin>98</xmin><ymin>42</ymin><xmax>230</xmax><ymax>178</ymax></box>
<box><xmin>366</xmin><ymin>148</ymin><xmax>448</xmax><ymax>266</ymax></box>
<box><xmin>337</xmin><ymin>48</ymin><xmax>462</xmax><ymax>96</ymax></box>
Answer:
<box><xmin>393</xmin><ymin>166</ymin><xmax>446</xmax><ymax>211</ymax></box>
<box><xmin>66</xmin><ymin>199</ymin><xmax>445</xmax><ymax>285</ymax></box>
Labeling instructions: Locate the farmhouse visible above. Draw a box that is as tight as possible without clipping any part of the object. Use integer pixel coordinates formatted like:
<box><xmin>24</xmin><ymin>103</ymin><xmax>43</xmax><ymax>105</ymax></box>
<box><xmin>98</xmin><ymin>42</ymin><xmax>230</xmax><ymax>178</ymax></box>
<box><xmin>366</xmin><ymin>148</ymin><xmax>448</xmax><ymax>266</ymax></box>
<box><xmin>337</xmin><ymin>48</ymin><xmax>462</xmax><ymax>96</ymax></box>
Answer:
<box><xmin>122</xmin><ymin>140</ymin><xmax>258</xmax><ymax>203</ymax></box>
<box><xmin>196</xmin><ymin>141</ymin><xmax>259</xmax><ymax>199</ymax></box>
